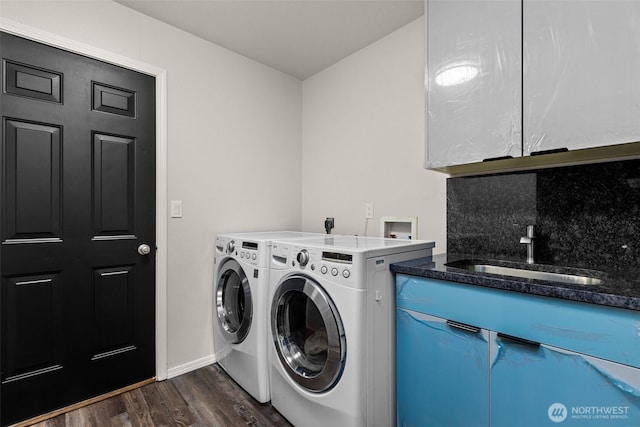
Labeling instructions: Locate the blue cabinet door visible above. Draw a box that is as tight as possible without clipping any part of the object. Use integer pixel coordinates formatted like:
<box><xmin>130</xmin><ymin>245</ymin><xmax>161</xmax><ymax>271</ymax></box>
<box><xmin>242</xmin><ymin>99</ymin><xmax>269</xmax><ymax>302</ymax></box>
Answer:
<box><xmin>490</xmin><ymin>331</ymin><xmax>640</xmax><ymax>427</ymax></box>
<box><xmin>397</xmin><ymin>308</ymin><xmax>490</xmax><ymax>427</ymax></box>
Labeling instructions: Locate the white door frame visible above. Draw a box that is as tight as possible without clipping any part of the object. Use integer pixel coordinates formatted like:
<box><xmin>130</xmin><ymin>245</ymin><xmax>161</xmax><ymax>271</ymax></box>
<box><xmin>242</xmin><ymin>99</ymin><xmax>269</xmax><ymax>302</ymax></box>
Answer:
<box><xmin>0</xmin><ymin>18</ymin><xmax>169</xmax><ymax>381</ymax></box>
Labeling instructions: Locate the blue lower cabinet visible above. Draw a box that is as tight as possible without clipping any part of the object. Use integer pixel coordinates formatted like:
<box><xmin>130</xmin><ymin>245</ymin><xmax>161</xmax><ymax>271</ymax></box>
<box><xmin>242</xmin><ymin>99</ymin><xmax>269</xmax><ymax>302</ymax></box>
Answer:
<box><xmin>490</xmin><ymin>331</ymin><xmax>640</xmax><ymax>427</ymax></box>
<box><xmin>395</xmin><ymin>275</ymin><xmax>640</xmax><ymax>427</ymax></box>
<box><xmin>397</xmin><ymin>308</ymin><xmax>490</xmax><ymax>427</ymax></box>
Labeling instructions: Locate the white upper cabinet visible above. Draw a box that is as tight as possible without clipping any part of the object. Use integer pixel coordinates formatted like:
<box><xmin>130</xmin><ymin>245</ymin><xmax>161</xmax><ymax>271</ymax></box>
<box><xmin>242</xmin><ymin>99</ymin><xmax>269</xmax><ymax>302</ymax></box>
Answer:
<box><xmin>427</xmin><ymin>0</ymin><xmax>640</xmax><ymax>170</ymax></box>
<box><xmin>425</xmin><ymin>0</ymin><xmax>522</xmax><ymax>168</ymax></box>
<box><xmin>524</xmin><ymin>1</ymin><xmax>640</xmax><ymax>154</ymax></box>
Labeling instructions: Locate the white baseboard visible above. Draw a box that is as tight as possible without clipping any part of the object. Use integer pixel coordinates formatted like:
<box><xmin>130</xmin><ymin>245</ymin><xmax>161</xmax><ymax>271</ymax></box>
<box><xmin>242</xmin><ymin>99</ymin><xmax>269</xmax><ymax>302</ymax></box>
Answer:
<box><xmin>167</xmin><ymin>354</ymin><xmax>216</xmax><ymax>379</ymax></box>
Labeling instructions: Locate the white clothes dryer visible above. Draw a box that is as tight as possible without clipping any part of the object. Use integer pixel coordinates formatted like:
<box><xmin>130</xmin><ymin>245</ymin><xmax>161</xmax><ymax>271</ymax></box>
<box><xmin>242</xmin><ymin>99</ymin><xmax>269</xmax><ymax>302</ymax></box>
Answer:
<box><xmin>268</xmin><ymin>236</ymin><xmax>435</xmax><ymax>426</ymax></box>
<box><xmin>214</xmin><ymin>231</ymin><xmax>323</xmax><ymax>403</ymax></box>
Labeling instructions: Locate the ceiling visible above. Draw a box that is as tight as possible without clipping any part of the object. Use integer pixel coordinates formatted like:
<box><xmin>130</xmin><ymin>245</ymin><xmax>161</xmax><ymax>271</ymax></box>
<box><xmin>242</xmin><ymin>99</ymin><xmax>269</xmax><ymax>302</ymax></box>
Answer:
<box><xmin>114</xmin><ymin>0</ymin><xmax>424</xmax><ymax>80</ymax></box>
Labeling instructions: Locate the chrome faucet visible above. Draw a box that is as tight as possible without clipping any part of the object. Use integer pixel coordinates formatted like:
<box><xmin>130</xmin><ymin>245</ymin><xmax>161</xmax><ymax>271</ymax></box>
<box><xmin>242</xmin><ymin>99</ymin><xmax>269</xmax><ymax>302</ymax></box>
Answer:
<box><xmin>519</xmin><ymin>225</ymin><xmax>535</xmax><ymax>264</ymax></box>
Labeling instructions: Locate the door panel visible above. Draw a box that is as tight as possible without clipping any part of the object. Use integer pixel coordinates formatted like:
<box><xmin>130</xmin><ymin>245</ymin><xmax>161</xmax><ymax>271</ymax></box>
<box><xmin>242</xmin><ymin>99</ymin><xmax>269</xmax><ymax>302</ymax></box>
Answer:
<box><xmin>91</xmin><ymin>266</ymin><xmax>135</xmax><ymax>358</ymax></box>
<box><xmin>3</xmin><ymin>119</ymin><xmax>62</xmax><ymax>241</ymax></box>
<box><xmin>0</xmin><ymin>32</ymin><xmax>156</xmax><ymax>426</ymax></box>
<box><xmin>92</xmin><ymin>133</ymin><xmax>135</xmax><ymax>236</ymax></box>
<box><xmin>3</xmin><ymin>60</ymin><xmax>62</xmax><ymax>104</ymax></box>
<box><xmin>92</xmin><ymin>82</ymin><xmax>136</xmax><ymax>117</ymax></box>
<box><xmin>3</xmin><ymin>274</ymin><xmax>63</xmax><ymax>381</ymax></box>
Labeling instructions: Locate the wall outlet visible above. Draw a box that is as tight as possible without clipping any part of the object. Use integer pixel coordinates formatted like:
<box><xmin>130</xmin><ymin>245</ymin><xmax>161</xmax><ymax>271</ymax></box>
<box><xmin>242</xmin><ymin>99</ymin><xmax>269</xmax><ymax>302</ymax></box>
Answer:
<box><xmin>365</xmin><ymin>202</ymin><xmax>374</xmax><ymax>219</ymax></box>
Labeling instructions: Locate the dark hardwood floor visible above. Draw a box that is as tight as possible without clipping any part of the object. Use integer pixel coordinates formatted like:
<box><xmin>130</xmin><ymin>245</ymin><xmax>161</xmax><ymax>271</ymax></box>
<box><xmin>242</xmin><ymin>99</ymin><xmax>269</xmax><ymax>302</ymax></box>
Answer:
<box><xmin>28</xmin><ymin>364</ymin><xmax>292</xmax><ymax>427</ymax></box>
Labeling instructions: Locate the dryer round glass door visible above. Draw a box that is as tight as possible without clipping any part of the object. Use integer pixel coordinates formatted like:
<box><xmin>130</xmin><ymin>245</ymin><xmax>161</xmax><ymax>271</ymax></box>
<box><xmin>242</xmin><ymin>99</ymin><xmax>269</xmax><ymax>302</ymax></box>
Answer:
<box><xmin>216</xmin><ymin>259</ymin><xmax>253</xmax><ymax>344</ymax></box>
<box><xmin>271</xmin><ymin>274</ymin><xmax>346</xmax><ymax>393</ymax></box>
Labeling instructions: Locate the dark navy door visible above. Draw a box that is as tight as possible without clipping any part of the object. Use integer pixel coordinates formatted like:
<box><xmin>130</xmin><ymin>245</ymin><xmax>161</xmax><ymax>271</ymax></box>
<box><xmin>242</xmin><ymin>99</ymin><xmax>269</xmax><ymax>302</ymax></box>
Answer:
<box><xmin>0</xmin><ymin>32</ymin><xmax>156</xmax><ymax>425</ymax></box>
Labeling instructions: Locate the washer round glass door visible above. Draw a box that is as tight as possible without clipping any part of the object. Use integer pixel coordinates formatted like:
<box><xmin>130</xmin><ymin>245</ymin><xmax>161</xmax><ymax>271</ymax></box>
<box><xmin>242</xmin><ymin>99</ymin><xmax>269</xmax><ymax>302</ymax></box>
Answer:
<box><xmin>216</xmin><ymin>259</ymin><xmax>252</xmax><ymax>344</ymax></box>
<box><xmin>271</xmin><ymin>274</ymin><xmax>346</xmax><ymax>393</ymax></box>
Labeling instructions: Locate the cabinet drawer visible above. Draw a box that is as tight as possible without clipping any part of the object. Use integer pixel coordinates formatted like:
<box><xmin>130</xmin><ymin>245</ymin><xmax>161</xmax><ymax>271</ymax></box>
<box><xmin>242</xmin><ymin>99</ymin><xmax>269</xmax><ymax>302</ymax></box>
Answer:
<box><xmin>396</xmin><ymin>274</ymin><xmax>640</xmax><ymax>368</ymax></box>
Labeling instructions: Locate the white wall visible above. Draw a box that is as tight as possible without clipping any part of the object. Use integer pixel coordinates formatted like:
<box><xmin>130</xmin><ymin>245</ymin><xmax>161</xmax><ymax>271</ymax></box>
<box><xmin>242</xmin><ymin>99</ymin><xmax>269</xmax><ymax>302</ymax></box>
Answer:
<box><xmin>0</xmin><ymin>0</ymin><xmax>304</xmax><ymax>373</ymax></box>
<box><xmin>0</xmin><ymin>2</ymin><xmax>447</xmax><ymax>378</ymax></box>
<box><xmin>302</xmin><ymin>17</ymin><xmax>447</xmax><ymax>250</ymax></box>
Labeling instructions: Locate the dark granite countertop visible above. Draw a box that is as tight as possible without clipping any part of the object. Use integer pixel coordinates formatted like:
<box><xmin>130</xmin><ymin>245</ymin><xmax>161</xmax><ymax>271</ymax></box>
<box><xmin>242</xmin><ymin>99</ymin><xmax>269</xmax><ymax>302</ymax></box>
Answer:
<box><xmin>391</xmin><ymin>253</ymin><xmax>640</xmax><ymax>311</ymax></box>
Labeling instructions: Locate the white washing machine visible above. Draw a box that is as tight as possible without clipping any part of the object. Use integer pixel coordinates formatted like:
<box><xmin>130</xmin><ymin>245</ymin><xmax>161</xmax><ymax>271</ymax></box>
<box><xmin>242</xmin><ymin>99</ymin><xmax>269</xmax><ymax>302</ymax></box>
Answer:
<box><xmin>214</xmin><ymin>231</ymin><xmax>323</xmax><ymax>403</ymax></box>
<box><xmin>268</xmin><ymin>236</ymin><xmax>435</xmax><ymax>426</ymax></box>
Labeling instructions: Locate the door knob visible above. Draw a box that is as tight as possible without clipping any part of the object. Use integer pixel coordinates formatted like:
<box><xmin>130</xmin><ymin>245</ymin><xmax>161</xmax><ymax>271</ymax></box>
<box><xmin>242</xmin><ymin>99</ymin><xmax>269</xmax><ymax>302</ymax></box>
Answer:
<box><xmin>138</xmin><ymin>244</ymin><xmax>151</xmax><ymax>255</ymax></box>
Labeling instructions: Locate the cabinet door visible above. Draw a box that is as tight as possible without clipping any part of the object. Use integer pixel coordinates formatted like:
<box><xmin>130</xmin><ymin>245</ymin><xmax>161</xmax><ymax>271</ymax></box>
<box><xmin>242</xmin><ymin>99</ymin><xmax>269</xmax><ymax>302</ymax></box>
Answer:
<box><xmin>397</xmin><ymin>308</ymin><xmax>489</xmax><ymax>427</ymax></box>
<box><xmin>490</xmin><ymin>331</ymin><xmax>640</xmax><ymax>427</ymax></box>
<box><xmin>426</xmin><ymin>0</ymin><xmax>522</xmax><ymax>168</ymax></box>
<box><xmin>524</xmin><ymin>1</ymin><xmax>640</xmax><ymax>154</ymax></box>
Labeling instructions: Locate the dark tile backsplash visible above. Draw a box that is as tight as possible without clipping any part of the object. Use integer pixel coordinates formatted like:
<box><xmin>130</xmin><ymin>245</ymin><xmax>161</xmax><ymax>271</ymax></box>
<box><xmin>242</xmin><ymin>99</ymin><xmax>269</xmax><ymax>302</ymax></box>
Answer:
<box><xmin>447</xmin><ymin>159</ymin><xmax>640</xmax><ymax>272</ymax></box>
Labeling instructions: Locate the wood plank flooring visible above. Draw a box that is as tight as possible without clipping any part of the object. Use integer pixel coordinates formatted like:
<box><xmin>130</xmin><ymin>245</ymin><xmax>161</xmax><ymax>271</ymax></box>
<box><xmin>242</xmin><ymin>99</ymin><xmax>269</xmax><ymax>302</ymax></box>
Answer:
<box><xmin>27</xmin><ymin>364</ymin><xmax>292</xmax><ymax>427</ymax></box>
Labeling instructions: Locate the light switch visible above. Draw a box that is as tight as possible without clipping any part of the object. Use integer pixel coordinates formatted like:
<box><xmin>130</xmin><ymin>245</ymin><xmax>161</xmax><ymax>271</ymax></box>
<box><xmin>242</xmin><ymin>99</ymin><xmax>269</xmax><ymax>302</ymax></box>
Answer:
<box><xmin>170</xmin><ymin>200</ymin><xmax>183</xmax><ymax>218</ymax></box>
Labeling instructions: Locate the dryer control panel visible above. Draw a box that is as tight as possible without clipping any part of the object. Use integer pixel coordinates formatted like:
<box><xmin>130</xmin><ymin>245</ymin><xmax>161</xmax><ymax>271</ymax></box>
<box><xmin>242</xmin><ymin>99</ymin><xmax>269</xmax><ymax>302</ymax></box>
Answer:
<box><xmin>216</xmin><ymin>235</ymin><xmax>270</xmax><ymax>268</ymax></box>
<box><xmin>238</xmin><ymin>240</ymin><xmax>259</xmax><ymax>263</ymax></box>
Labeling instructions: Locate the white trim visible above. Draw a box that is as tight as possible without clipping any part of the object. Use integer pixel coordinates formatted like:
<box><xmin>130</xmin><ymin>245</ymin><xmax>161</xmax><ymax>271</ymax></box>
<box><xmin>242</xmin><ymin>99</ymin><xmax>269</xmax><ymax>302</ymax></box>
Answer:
<box><xmin>0</xmin><ymin>18</ymin><xmax>169</xmax><ymax>381</ymax></box>
<box><xmin>167</xmin><ymin>354</ymin><xmax>216</xmax><ymax>379</ymax></box>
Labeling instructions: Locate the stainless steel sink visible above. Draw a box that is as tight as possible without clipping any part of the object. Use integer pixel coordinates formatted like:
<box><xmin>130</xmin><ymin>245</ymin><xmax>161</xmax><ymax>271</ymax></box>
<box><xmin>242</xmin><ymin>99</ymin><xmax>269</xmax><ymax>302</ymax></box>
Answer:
<box><xmin>446</xmin><ymin>260</ymin><xmax>604</xmax><ymax>286</ymax></box>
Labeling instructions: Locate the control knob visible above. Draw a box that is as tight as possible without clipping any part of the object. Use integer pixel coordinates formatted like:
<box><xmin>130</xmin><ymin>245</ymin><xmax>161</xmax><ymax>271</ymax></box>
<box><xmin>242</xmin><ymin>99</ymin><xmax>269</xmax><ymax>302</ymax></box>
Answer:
<box><xmin>296</xmin><ymin>249</ymin><xmax>310</xmax><ymax>267</ymax></box>
<box><xmin>226</xmin><ymin>240</ymin><xmax>235</xmax><ymax>254</ymax></box>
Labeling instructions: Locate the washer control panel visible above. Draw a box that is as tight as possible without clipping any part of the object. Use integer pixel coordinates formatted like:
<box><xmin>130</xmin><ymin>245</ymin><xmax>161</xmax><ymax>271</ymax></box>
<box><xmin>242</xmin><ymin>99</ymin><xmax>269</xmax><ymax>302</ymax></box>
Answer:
<box><xmin>270</xmin><ymin>241</ymin><xmax>367</xmax><ymax>288</ymax></box>
<box><xmin>278</xmin><ymin>244</ymin><xmax>362</xmax><ymax>286</ymax></box>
